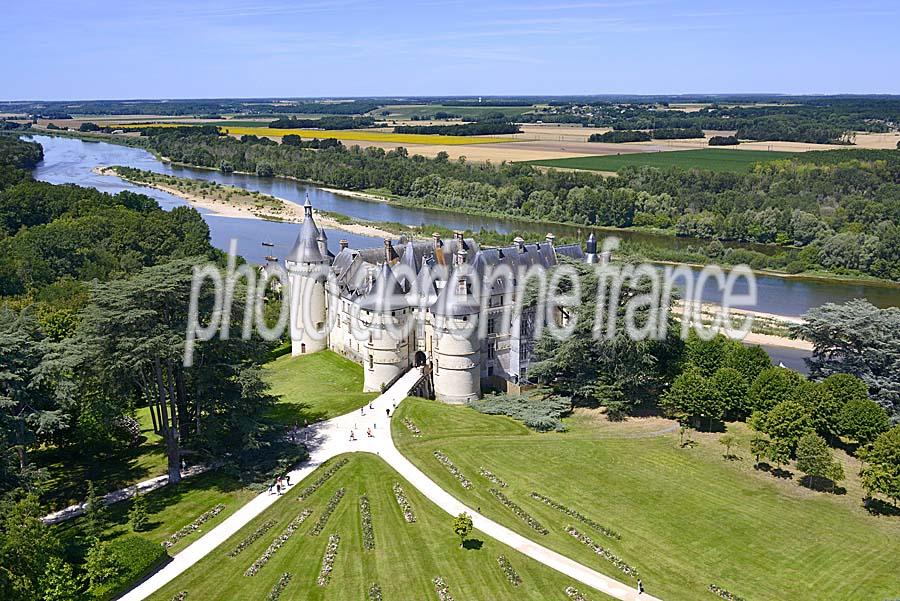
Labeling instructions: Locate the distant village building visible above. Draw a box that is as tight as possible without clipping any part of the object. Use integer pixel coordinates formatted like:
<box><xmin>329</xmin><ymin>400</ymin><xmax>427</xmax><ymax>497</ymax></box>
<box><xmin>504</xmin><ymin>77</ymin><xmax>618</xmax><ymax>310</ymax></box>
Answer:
<box><xmin>286</xmin><ymin>196</ymin><xmax>602</xmax><ymax>403</ymax></box>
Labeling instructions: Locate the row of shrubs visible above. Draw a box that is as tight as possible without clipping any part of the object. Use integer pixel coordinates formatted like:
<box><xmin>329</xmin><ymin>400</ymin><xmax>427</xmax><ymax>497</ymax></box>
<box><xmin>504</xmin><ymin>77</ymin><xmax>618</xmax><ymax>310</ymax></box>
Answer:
<box><xmin>479</xmin><ymin>467</ymin><xmax>507</xmax><ymax>488</ymax></box>
<box><xmin>316</xmin><ymin>534</ymin><xmax>341</xmax><ymax>586</ymax></box>
<box><xmin>530</xmin><ymin>492</ymin><xmax>620</xmax><ymax>540</ymax></box>
<box><xmin>244</xmin><ymin>509</ymin><xmax>312</xmax><ymax>576</ymax></box>
<box><xmin>309</xmin><ymin>488</ymin><xmax>345</xmax><ymax>536</ymax></box>
<box><xmin>360</xmin><ymin>495</ymin><xmax>375</xmax><ymax>550</ymax></box>
<box><xmin>489</xmin><ymin>488</ymin><xmax>549</xmax><ymax>535</ymax></box>
<box><xmin>433</xmin><ymin>576</ymin><xmax>455</xmax><ymax>601</ymax></box>
<box><xmin>434</xmin><ymin>451</ymin><xmax>473</xmax><ymax>489</ymax></box>
<box><xmin>228</xmin><ymin>519</ymin><xmax>277</xmax><ymax>557</ymax></box>
<box><xmin>497</xmin><ymin>555</ymin><xmax>522</xmax><ymax>586</ymax></box>
<box><xmin>566</xmin><ymin>527</ymin><xmax>639</xmax><ymax>577</ymax></box>
<box><xmin>393</xmin><ymin>483</ymin><xmax>417</xmax><ymax>523</ymax></box>
<box><xmin>296</xmin><ymin>458</ymin><xmax>348</xmax><ymax>501</ymax></box>
<box><xmin>162</xmin><ymin>504</ymin><xmax>225</xmax><ymax>549</ymax></box>
<box><xmin>266</xmin><ymin>572</ymin><xmax>292</xmax><ymax>601</ymax></box>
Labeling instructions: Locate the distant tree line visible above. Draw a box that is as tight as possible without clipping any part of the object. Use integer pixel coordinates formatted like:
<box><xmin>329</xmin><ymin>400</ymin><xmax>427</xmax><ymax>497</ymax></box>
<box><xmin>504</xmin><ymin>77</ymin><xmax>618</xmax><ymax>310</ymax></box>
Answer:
<box><xmin>269</xmin><ymin>116</ymin><xmax>376</xmax><ymax>129</ymax></box>
<box><xmin>394</xmin><ymin>122</ymin><xmax>521</xmax><ymax>136</ymax></box>
<box><xmin>519</xmin><ymin>97</ymin><xmax>900</xmax><ymax>144</ymax></box>
<box><xmin>650</xmin><ymin>127</ymin><xmax>704</xmax><ymax>139</ymax></box>
<box><xmin>128</xmin><ymin>129</ymin><xmax>900</xmax><ymax>281</ymax></box>
<box><xmin>708</xmin><ymin>135</ymin><xmax>739</xmax><ymax>146</ymax></box>
<box><xmin>588</xmin><ymin>130</ymin><xmax>650</xmax><ymax>143</ymax></box>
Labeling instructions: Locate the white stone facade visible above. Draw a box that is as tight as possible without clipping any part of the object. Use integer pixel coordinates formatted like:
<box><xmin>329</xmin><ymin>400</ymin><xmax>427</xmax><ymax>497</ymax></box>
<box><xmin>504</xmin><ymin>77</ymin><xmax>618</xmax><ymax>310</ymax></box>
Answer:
<box><xmin>286</xmin><ymin>198</ymin><xmax>591</xmax><ymax>403</ymax></box>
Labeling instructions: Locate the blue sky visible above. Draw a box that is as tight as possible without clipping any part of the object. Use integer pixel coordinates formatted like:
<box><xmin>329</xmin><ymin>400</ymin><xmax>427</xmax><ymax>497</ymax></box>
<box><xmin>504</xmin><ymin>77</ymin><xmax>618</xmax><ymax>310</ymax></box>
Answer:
<box><xmin>4</xmin><ymin>0</ymin><xmax>899</xmax><ymax>100</ymax></box>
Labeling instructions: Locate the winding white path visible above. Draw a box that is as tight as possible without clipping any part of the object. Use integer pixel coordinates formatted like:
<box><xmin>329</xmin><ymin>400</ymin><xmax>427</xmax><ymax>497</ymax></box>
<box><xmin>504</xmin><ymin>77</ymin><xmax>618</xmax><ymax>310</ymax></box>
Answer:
<box><xmin>121</xmin><ymin>369</ymin><xmax>659</xmax><ymax>601</ymax></box>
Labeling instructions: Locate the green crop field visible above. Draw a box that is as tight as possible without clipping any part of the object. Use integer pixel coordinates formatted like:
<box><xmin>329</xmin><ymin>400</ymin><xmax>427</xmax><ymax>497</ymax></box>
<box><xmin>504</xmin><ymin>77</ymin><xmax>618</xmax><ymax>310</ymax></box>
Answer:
<box><xmin>148</xmin><ymin>454</ymin><xmax>613</xmax><ymax>601</ymax></box>
<box><xmin>527</xmin><ymin>149</ymin><xmax>802</xmax><ymax>173</ymax></box>
<box><xmin>393</xmin><ymin>398</ymin><xmax>900</xmax><ymax>601</ymax></box>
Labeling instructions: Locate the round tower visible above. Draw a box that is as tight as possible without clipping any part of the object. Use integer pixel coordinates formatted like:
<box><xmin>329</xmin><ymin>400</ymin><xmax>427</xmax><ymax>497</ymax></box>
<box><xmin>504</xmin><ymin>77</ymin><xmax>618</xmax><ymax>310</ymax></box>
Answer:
<box><xmin>286</xmin><ymin>195</ymin><xmax>328</xmax><ymax>356</ymax></box>
<box><xmin>360</xmin><ymin>258</ymin><xmax>411</xmax><ymax>392</ymax></box>
<box><xmin>430</xmin><ymin>248</ymin><xmax>481</xmax><ymax>403</ymax></box>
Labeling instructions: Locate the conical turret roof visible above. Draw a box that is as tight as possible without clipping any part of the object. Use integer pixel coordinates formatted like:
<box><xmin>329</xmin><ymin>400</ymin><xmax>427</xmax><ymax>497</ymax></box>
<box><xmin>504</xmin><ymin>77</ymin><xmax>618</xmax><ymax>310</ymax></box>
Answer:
<box><xmin>359</xmin><ymin>261</ymin><xmax>409</xmax><ymax>312</ymax></box>
<box><xmin>286</xmin><ymin>194</ymin><xmax>324</xmax><ymax>264</ymax></box>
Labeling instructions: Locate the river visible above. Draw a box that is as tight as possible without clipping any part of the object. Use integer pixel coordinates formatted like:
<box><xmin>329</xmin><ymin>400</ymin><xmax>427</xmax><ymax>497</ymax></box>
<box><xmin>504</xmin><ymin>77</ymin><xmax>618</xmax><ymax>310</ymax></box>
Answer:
<box><xmin>22</xmin><ymin>134</ymin><xmax>900</xmax><ymax>371</ymax></box>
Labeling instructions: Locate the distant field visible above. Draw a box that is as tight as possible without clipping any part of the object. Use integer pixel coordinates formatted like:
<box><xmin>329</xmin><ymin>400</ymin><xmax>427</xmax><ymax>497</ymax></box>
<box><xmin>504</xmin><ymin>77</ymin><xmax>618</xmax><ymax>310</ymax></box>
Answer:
<box><xmin>219</xmin><ymin>125</ymin><xmax>507</xmax><ymax>145</ymax></box>
<box><xmin>111</xmin><ymin>122</ymin><xmax>508</xmax><ymax>145</ymax></box>
<box><xmin>381</xmin><ymin>104</ymin><xmax>536</xmax><ymax>120</ymax></box>
<box><xmin>527</xmin><ymin>148</ymin><xmax>802</xmax><ymax>173</ymax></box>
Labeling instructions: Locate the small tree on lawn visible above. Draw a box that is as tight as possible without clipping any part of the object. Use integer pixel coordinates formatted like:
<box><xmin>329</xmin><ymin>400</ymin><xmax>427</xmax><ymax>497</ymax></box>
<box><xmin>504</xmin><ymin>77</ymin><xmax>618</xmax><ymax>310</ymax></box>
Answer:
<box><xmin>453</xmin><ymin>512</ymin><xmax>473</xmax><ymax>548</ymax></box>
<box><xmin>750</xmin><ymin>434</ymin><xmax>770</xmax><ymax>467</ymax></box>
<box><xmin>129</xmin><ymin>493</ymin><xmax>149</xmax><ymax>532</ymax></box>
<box><xmin>765</xmin><ymin>438</ymin><xmax>792</xmax><ymax>474</ymax></box>
<box><xmin>795</xmin><ymin>432</ymin><xmax>842</xmax><ymax>490</ymax></box>
<box><xmin>84</xmin><ymin>481</ymin><xmax>107</xmax><ymax>542</ymax></box>
<box><xmin>719</xmin><ymin>434</ymin><xmax>738</xmax><ymax>459</ymax></box>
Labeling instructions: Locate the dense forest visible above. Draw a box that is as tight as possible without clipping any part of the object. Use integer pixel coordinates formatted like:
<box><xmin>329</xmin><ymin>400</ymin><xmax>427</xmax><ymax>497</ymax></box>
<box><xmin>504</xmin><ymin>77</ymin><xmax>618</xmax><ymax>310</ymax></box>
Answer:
<box><xmin>129</xmin><ymin>128</ymin><xmax>900</xmax><ymax>281</ymax></box>
<box><xmin>0</xmin><ymin>135</ymin><xmax>296</xmax><ymax>598</ymax></box>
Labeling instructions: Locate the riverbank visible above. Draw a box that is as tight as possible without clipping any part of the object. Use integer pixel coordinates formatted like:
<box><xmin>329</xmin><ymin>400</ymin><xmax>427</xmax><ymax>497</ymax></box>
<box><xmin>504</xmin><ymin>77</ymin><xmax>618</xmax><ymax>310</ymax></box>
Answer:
<box><xmin>94</xmin><ymin>166</ymin><xmax>402</xmax><ymax>240</ymax></box>
<box><xmin>29</xmin><ymin>130</ymin><xmax>900</xmax><ymax>291</ymax></box>
<box><xmin>674</xmin><ymin>300</ymin><xmax>813</xmax><ymax>351</ymax></box>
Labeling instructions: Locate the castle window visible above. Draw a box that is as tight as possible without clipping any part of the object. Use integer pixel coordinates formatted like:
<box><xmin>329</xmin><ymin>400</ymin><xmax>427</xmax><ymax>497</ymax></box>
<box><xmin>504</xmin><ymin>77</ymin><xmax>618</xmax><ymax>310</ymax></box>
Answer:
<box><xmin>488</xmin><ymin>318</ymin><xmax>496</xmax><ymax>335</ymax></box>
<box><xmin>487</xmin><ymin>344</ymin><xmax>495</xmax><ymax>359</ymax></box>
<box><xmin>368</xmin><ymin>355</ymin><xmax>374</xmax><ymax>369</ymax></box>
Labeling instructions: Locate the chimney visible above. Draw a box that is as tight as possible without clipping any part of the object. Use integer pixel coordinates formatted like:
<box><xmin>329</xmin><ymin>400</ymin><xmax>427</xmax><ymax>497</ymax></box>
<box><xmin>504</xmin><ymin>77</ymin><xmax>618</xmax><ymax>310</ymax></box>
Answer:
<box><xmin>545</xmin><ymin>232</ymin><xmax>555</xmax><ymax>246</ymax></box>
<box><xmin>384</xmin><ymin>239</ymin><xmax>394</xmax><ymax>264</ymax></box>
<box><xmin>585</xmin><ymin>232</ymin><xmax>598</xmax><ymax>264</ymax></box>
<box><xmin>339</xmin><ymin>239</ymin><xmax>348</xmax><ymax>251</ymax></box>
<box><xmin>432</xmin><ymin>232</ymin><xmax>445</xmax><ymax>265</ymax></box>
<box><xmin>456</xmin><ymin>247</ymin><xmax>467</xmax><ymax>267</ymax></box>
<box><xmin>303</xmin><ymin>192</ymin><xmax>313</xmax><ymax>218</ymax></box>
<box><xmin>513</xmin><ymin>236</ymin><xmax>525</xmax><ymax>251</ymax></box>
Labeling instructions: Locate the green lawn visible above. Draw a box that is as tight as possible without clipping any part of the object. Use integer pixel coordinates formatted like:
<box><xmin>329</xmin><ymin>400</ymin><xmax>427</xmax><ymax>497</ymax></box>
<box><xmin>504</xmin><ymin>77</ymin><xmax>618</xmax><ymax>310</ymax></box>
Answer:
<box><xmin>527</xmin><ymin>149</ymin><xmax>801</xmax><ymax>174</ymax></box>
<box><xmin>393</xmin><ymin>398</ymin><xmax>900</xmax><ymax>601</ymax></box>
<box><xmin>147</xmin><ymin>454</ymin><xmax>614</xmax><ymax>601</ymax></box>
<box><xmin>264</xmin><ymin>350</ymin><xmax>378</xmax><ymax>425</ymax></box>
<box><xmin>55</xmin><ymin>472</ymin><xmax>255</xmax><ymax>560</ymax></box>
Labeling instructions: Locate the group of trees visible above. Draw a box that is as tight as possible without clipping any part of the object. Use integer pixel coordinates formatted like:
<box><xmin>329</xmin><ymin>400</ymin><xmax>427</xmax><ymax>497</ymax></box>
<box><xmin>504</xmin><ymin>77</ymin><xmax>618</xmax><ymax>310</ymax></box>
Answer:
<box><xmin>130</xmin><ymin>129</ymin><xmax>900</xmax><ymax>281</ymax></box>
<box><xmin>658</xmin><ymin>301</ymin><xmax>900</xmax><ymax>505</ymax></box>
<box><xmin>394</xmin><ymin>121</ymin><xmax>520</xmax><ymax>136</ymax></box>
<box><xmin>0</xmin><ymin>137</ymin><xmax>291</xmax><ymax>598</ymax></box>
<box><xmin>588</xmin><ymin>130</ymin><xmax>650</xmax><ymax>143</ymax></box>
<box><xmin>268</xmin><ymin>116</ymin><xmax>375</xmax><ymax>129</ymax></box>
<box><xmin>708</xmin><ymin>135</ymin><xmax>739</xmax><ymax>146</ymax></box>
<box><xmin>588</xmin><ymin>128</ymin><xmax>704</xmax><ymax>143</ymax></box>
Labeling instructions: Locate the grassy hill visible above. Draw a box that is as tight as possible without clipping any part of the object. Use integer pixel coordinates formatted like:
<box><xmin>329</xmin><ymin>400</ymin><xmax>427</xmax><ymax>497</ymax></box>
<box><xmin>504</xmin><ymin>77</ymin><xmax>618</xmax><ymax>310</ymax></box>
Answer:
<box><xmin>147</xmin><ymin>454</ymin><xmax>613</xmax><ymax>600</ymax></box>
<box><xmin>392</xmin><ymin>398</ymin><xmax>900</xmax><ymax>601</ymax></box>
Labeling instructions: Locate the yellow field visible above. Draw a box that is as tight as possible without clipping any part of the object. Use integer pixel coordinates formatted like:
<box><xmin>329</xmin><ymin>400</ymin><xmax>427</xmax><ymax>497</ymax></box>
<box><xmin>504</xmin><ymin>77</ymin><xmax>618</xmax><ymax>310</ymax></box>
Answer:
<box><xmin>110</xmin><ymin>122</ymin><xmax>507</xmax><ymax>145</ymax></box>
<box><xmin>220</xmin><ymin>126</ymin><xmax>506</xmax><ymax>145</ymax></box>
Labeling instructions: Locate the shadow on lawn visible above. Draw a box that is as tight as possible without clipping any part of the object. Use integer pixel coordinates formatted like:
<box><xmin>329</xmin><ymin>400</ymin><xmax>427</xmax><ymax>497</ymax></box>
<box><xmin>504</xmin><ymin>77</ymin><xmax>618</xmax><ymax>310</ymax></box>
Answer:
<box><xmin>462</xmin><ymin>538</ymin><xmax>484</xmax><ymax>550</ymax></box>
<box><xmin>35</xmin><ymin>438</ymin><xmax>166</xmax><ymax>510</ymax></box>
<box><xmin>266</xmin><ymin>400</ymin><xmax>329</xmax><ymax>428</ymax></box>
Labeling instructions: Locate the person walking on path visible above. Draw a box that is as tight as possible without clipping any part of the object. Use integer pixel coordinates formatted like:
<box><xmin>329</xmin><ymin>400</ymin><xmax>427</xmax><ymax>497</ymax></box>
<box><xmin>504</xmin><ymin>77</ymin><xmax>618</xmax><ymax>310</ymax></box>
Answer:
<box><xmin>637</xmin><ymin>579</ymin><xmax>644</xmax><ymax>595</ymax></box>
<box><xmin>385</xmin><ymin>408</ymin><xmax>390</xmax><ymax>417</ymax></box>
